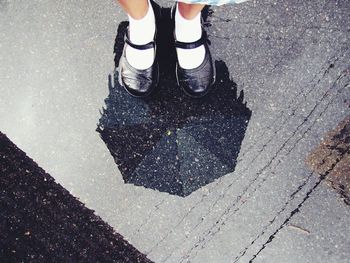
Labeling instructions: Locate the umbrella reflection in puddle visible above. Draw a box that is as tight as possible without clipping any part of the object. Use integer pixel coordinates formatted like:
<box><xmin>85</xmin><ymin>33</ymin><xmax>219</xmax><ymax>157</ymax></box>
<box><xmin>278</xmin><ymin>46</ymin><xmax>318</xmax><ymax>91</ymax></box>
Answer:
<box><xmin>96</xmin><ymin>9</ymin><xmax>252</xmax><ymax>197</ymax></box>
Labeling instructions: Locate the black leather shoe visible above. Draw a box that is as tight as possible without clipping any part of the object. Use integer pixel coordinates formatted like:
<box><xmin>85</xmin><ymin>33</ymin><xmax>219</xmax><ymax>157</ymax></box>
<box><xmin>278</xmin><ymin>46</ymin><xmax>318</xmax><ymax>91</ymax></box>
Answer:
<box><xmin>118</xmin><ymin>1</ymin><xmax>160</xmax><ymax>98</ymax></box>
<box><xmin>171</xmin><ymin>3</ymin><xmax>216</xmax><ymax>98</ymax></box>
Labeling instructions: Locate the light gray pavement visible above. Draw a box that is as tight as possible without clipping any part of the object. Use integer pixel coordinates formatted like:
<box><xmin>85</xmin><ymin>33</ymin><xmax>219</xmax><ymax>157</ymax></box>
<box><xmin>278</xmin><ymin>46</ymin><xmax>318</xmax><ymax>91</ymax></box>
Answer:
<box><xmin>1</xmin><ymin>0</ymin><xmax>349</xmax><ymax>262</ymax></box>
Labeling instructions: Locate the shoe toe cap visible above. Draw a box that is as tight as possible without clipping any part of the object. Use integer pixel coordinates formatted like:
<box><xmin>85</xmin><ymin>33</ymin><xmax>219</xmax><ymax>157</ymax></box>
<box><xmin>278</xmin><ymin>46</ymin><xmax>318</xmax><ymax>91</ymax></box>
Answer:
<box><xmin>177</xmin><ymin>56</ymin><xmax>215</xmax><ymax>98</ymax></box>
<box><xmin>119</xmin><ymin>56</ymin><xmax>158</xmax><ymax>97</ymax></box>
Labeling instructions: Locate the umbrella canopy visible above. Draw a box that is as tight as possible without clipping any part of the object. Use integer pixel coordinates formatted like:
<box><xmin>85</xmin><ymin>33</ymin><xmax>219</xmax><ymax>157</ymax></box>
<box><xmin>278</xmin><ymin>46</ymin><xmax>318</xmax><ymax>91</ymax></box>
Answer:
<box><xmin>97</xmin><ymin>66</ymin><xmax>251</xmax><ymax>197</ymax></box>
<box><xmin>96</xmin><ymin>10</ymin><xmax>251</xmax><ymax>197</ymax></box>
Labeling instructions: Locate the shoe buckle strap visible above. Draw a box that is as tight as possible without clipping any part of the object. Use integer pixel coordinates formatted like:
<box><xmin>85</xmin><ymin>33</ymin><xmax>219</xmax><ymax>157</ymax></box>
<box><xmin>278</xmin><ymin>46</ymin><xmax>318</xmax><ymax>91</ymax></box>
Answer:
<box><xmin>124</xmin><ymin>30</ymin><xmax>155</xmax><ymax>50</ymax></box>
<box><xmin>174</xmin><ymin>30</ymin><xmax>207</xmax><ymax>49</ymax></box>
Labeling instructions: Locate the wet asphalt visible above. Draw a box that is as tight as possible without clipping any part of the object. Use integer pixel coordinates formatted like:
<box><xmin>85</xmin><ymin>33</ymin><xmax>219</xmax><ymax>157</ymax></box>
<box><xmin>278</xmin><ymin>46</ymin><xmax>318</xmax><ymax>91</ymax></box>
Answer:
<box><xmin>0</xmin><ymin>0</ymin><xmax>349</xmax><ymax>262</ymax></box>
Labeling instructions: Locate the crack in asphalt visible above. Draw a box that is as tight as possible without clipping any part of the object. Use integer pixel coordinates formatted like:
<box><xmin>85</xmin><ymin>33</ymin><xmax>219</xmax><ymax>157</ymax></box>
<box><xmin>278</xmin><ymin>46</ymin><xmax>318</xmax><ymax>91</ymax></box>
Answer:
<box><xmin>236</xmin><ymin>48</ymin><xmax>349</xmax><ymax>176</ymax></box>
<box><xmin>129</xmin><ymin>199</ymin><xmax>165</xmax><ymax>240</ymax></box>
<box><xmin>232</xmin><ymin>172</ymin><xmax>314</xmax><ymax>262</ymax></box>
<box><xmin>231</xmin><ymin>73</ymin><xmax>349</xmax><ymax>262</ymax></box>
<box><xmin>248</xmin><ymin>174</ymin><xmax>327</xmax><ymax>263</ymax></box>
<box><xmin>238</xmin><ymin>46</ymin><xmax>348</xmax><ymax>159</ymax></box>
<box><xmin>248</xmin><ymin>151</ymin><xmax>347</xmax><ymax>262</ymax></box>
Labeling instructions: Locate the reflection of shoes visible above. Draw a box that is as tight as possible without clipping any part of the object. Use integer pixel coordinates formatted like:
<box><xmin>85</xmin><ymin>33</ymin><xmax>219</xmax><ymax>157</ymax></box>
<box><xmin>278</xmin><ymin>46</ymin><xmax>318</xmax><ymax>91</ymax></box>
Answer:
<box><xmin>171</xmin><ymin>4</ymin><xmax>216</xmax><ymax>98</ymax></box>
<box><xmin>118</xmin><ymin>28</ymin><xmax>159</xmax><ymax>97</ymax></box>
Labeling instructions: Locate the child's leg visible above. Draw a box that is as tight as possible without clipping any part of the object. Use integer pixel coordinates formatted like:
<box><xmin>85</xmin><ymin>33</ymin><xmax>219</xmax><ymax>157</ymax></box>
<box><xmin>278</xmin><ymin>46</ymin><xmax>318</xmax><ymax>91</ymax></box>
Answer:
<box><xmin>117</xmin><ymin>0</ymin><xmax>149</xmax><ymax>19</ymax></box>
<box><xmin>117</xmin><ymin>0</ymin><xmax>156</xmax><ymax>70</ymax></box>
<box><xmin>175</xmin><ymin>2</ymin><xmax>206</xmax><ymax>69</ymax></box>
<box><xmin>178</xmin><ymin>2</ymin><xmax>205</xmax><ymax>19</ymax></box>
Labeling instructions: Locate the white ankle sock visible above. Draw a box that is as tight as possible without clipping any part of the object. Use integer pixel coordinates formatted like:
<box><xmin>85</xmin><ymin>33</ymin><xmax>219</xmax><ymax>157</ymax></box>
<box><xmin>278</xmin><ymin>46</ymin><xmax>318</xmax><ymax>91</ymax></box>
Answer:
<box><xmin>125</xmin><ymin>0</ymin><xmax>155</xmax><ymax>70</ymax></box>
<box><xmin>175</xmin><ymin>3</ymin><xmax>205</xmax><ymax>69</ymax></box>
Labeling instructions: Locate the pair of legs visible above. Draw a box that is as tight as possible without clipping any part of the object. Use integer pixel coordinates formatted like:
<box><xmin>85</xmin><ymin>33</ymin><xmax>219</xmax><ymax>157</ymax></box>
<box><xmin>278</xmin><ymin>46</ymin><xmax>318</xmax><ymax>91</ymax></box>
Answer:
<box><xmin>117</xmin><ymin>0</ymin><xmax>206</xmax><ymax>70</ymax></box>
<box><xmin>118</xmin><ymin>0</ymin><xmax>204</xmax><ymax>20</ymax></box>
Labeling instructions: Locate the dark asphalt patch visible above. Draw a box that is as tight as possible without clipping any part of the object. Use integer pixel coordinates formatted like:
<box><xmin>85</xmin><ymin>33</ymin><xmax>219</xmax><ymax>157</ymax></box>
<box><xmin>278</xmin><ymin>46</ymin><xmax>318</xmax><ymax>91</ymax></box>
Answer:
<box><xmin>0</xmin><ymin>132</ymin><xmax>153</xmax><ymax>263</ymax></box>
<box><xmin>306</xmin><ymin>115</ymin><xmax>350</xmax><ymax>205</ymax></box>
